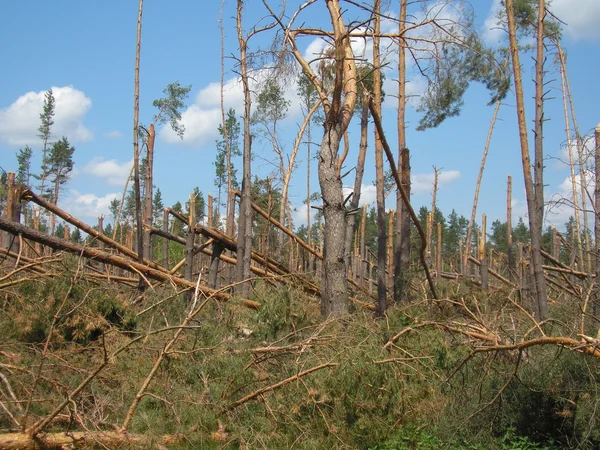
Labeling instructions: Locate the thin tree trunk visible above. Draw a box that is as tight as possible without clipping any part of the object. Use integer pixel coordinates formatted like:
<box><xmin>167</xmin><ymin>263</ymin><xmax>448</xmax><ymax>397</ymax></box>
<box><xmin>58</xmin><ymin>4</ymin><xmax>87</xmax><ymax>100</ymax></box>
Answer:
<box><xmin>594</xmin><ymin>124</ymin><xmax>600</xmax><ymax>318</ymax></box>
<box><xmin>344</xmin><ymin>93</ymin><xmax>368</xmax><ymax>280</ymax></box>
<box><xmin>143</xmin><ymin>124</ymin><xmax>155</xmax><ymax>260</ymax></box>
<box><xmin>373</xmin><ymin>0</ymin><xmax>386</xmax><ymax>316</ymax></box>
<box><xmin>505</xmin><ymin>0</ymin><xmax>548</xmax><ymax>319</ymax></box>
<box><xmin>394</xmin><ymin>0</ymin><xmax>408</xmax><ymax>303</ymax></box>
<box><xmin>236</xmin><ymin>0</ymin><xmax>253</xmax><ymax>294</ymax></box>
<box><xmin>162</xmin><ymin>208</ymin><xmax>169</xmax><ymax>268</ymax></box>
<box><xmin>133</xmin><ymin>0</ymin><xmax>144</xmax><ymax>273</ymax></box>
<box><xmin>464</xmin><ymin>99</ymin><xmax>501</xmax><ymax>271</ymax></box>
<box><xmin>557</xmin><ymin>45</ymin><xmax>583</xmax><ymax>269</ymax></box>
<box><xmin>480</xmin><ymin>214</ymin><xmax>489</xmax><ymax>291</ymax></box>
<box><xmin>507</xmin><ymin>175</ymin><xmax>516</xmax><ymax>282</ymax></box>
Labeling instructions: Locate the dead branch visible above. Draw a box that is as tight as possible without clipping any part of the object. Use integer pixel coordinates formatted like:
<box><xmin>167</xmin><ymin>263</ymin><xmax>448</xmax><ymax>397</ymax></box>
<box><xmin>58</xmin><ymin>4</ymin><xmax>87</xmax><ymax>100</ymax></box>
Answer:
<box><xmin>0</xmin><ymin>431</ymin><xmax>183</xmax><ymax>449</ymax></box>
<box><xmin>224</xmin><ymin>362</ymin><xmax>337</xmax><ymax>412</ymax></box>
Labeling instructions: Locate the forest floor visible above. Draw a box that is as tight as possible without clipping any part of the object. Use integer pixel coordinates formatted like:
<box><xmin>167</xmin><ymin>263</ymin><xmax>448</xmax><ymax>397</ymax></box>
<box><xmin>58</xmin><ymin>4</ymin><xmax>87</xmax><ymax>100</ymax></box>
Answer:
<box><xmin>0</xmin><ymin>253</ymin><xmax>598</xmax><ymax>449</ymax></box>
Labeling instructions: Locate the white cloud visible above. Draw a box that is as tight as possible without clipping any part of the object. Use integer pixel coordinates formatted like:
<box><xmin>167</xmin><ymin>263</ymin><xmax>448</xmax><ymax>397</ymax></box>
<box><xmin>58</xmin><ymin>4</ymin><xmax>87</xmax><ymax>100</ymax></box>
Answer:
<box><xmin>0</xmin><ymin>86</ymin><xmax>92</xmax><ymax>147</ymax></box>
<box><xmin>81</xmin><ymin>157</ymin><xmax>133</xmax><ymax>186</ymax></box>
<box><xmin>482</xmin><ymin>0</ymin><xmax>504</xmax><ymax>46</ymax></box>
<box><xmin>411</xmin><ymin>170</ymin><xmax>461</xmax><ymax>195</ymax></box>
<box><xmin>162</xmin><ymin>68</ymin><xmax>304</xmax><ymax>148</ymax></box>
<box><xmin>551</xmin><ymin>0</ymin><xmax>600</xmax><ymax>40</ymax></box>
<box><xmin>61</xmin><ymin>191</ymin><xmax>119</xmax><ymax>222</ymax></box>
<box><xmin>104</xmin><ymin>130</ymin><xmax>122</xmax><ymax>138</ymax></box>
<box><xmin>483</xmin><ymin>0</ymin><xmax>600</xmax><ymax>45</ymax></box>
<box><xmin>343</xmin><ymin>184</ymin><xmax>377</xmax><ymax>206</ymax></box>
<box><xmin>160</xmin><ymin>105</ymin><xmax>222</xmax><ymax>147</ymax></box>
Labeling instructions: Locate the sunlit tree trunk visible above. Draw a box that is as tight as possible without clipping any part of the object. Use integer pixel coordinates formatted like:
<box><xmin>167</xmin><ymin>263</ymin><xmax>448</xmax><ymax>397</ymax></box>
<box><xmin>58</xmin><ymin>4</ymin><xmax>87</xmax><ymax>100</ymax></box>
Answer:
<box><xmin>394</xmin><ymin>0</ymin><xmax>409</xmax><ymax>303</ymax></box>
<box><xmin>505</xmin><ymin>0</ymin><xmax>548</xmax><ymax>319</ymax></box>
<box><xmin>133</xmin><ymin>0</ymin><xmax>144</xmax><ymax>271</ymax></box>
<box><xmin>373</xmin><ymin>0</ymin><xmax>386</xmax><ymax>315</ymax></box>
<box><xmin>236</xmin><ymin>0</ymin><xmax>253</xmax><ymax>294</ymax></box>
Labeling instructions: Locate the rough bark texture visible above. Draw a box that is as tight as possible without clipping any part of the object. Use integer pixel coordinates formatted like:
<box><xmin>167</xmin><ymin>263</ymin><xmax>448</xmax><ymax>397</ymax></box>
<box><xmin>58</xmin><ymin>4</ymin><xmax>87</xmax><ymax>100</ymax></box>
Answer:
<box><xmin>319</xmin><ymin>124</ymin><xmax>350</xmax><ymax>316</ymax></box>
<box><xmin>505</xmin><ymin>0</ymin><xmax>548</xmax><ymax>319</ymax></box>
<box><xmin>2</xmin><ymin>173</ymin><xmax>23</xmax><ymax>256</ymax></box>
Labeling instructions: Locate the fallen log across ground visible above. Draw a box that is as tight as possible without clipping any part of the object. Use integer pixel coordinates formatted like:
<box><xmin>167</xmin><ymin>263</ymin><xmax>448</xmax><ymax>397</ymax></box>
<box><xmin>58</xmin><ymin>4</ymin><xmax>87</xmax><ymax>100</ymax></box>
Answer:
<box><xmin>0</xmin><ymin>217</ymin><xmax>260</xmax><ymax>309</ymax></box>
<box><xmin>0</xmin><ymin>431</ymin><xmax>183</xmax><ymax>450</ymax></box>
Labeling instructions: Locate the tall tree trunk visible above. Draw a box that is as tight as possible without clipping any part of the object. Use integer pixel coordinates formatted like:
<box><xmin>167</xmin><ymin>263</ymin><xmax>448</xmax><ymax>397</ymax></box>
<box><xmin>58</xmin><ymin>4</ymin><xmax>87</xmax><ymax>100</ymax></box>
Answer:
<box><xmin>561</xmin><ymin>41</ymin><xmax>591</xmax><ymax>272</ymax></box>
<box><xmin>133</xmin><ymin>0</ymin><xmax>144</xmax><ymax>271</ymax></box>
<box><xmin>373</xmin><ymin>0</ymin><xmax>387</xmax><ymax>316</ymax></box>
<box><xmin>507</xmin><ymin>175</ymin><xmax>516</xmax><ymax>282</ymax></box>
<box><xmin>143</xmin><ymin>124</ymin><xmax>155</xmax><ymax>260</ymax></box>
<box><xmin>505</xmin><ymin>0</ymin><xmax>548</xmax><ymax>319</ymax></box>
<box><xmin>594</xmin><ymin>124</ymin><xmax>600</xmax><ymax>318</ymax></box>
<box><xmin>557</xmin><ymin>45</ymin><xmax>583</xmax><ymax>269</ymax></box>
<box><xmin>464</xmin><ymin>99</ymin><xmax>501</xmax><ymax>272</ymax></box>
<box><xmin>236</xmin><ymin>0</ymin><xmax>253</xmax><ymax>294</ymax></box>
<box><xmin>307</xmin><ymin>117</ymin><xmax>312</xmax><ymax>271</ymax></box>
<box><xmin>344</xmin><ymin>94</ymin><xmax>369</xmax><ymax>276</ymax></box>
<box><xmin>394</xmin><ymin>0</ymin><xmax>409</xmax><ymax>303</ymax></box>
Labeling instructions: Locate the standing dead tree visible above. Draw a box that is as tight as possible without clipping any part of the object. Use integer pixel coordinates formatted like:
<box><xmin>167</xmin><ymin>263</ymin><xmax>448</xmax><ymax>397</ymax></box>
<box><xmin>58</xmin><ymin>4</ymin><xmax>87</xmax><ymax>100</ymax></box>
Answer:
<box><xmin>263</xmin><ymin>0</ymin><xmax>358</xmax><ymax>316</ymax></box>
<box><xmin>504</xmin><ymin>0</ymin><xmax>548</xmax><ymax>319</ymax></box>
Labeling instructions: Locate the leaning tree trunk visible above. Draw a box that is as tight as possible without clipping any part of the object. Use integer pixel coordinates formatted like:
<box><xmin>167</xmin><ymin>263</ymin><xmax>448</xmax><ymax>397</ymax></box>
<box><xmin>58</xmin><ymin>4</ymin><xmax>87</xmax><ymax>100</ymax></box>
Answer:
<box><xmin>505</xmin><ymin>0</ymin><xmax>548</xmax><ymax>319</ymax></box>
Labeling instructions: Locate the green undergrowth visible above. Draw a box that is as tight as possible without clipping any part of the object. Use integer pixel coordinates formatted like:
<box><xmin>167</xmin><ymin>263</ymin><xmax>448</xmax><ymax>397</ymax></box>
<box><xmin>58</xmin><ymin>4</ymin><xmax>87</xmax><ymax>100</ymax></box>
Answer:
<box><xmin>1</xmin><ymin>264</ymin><xmax>599</xmax><ymax>448</ymax></box>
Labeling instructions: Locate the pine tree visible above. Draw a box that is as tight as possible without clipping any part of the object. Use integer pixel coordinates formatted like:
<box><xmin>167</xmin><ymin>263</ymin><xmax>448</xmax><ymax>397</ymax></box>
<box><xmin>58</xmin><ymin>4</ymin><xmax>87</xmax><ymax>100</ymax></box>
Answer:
<box><xmin>214</xmin><ymin>108</ymin><xmax>240</xmax><ymax>212</ymax></box>
<box><xmin>152</xmin><ymin>188</ymin><xmax>164</xmax><ymax>226</ymax></box>
<box><xmin>46</xmin><ymin>137</ymin><xmax>75</xmax><ymax>234</ymax></box>
<box><xmin>16</xmin><ymin>146</ymin><xmax>33</xmax><ymax>186</ymax></box>
<box><xmin>37</xmin><ymin>89</ymin><xmax>55</xmax><ymax>195</ymax></box>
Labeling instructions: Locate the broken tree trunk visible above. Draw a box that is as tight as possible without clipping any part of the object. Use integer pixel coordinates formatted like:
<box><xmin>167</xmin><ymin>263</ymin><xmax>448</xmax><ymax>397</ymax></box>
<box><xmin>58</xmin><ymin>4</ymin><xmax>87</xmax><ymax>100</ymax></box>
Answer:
<box><xmin>2</xmin><ymin>173</ymin><xmax>23</xmax><ymax>257</ymax></box>
<box><xmin>0</xmin><ymin>216</ymin><xmax>260</xmax><ymax>309</ymax></box>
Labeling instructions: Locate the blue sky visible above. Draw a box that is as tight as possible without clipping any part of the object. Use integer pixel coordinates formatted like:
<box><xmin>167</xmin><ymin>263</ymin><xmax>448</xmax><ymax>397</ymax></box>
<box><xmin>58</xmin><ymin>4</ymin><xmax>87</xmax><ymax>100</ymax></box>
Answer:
<box><xmin>0</xmin><ymin>0</ymin><xmax>599</xmax><ymax>233</ymax></box>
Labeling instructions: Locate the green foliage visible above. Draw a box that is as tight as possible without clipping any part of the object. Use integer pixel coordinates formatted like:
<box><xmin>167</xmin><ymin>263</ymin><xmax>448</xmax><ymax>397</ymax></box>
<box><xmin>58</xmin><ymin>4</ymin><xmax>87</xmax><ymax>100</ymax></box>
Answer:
<box><xmin>37</xmin><ymin>88</ymin><xmax>55</xmax><ymax>145</ymax></box>
<box><xmin>214</xmin><ymin>108</ymin><xmax>241</xmax><ymax>210</ymax></box>
<box><xmin>185</xmin><ymin>186</ymin><xmax>206</xmax><ymax>223</ymax></box>
<box><xmin>16</xmin><ymin>145</ymin><xmax>32</xmax><ymax>186</ymax></box>
<box><xmin>44</xmin><ymin>136</ymin><xmax>75</xmax><ymax>201</ymax></box>
<box><xmin>417</xmin><ymin>26</ymin><xmax>509</xmax><ymax>130</ymax></box>
<box><xmin>152</xmin><ymin>81</ymin><xmax>191</xmax><ymax>139</ymax></box>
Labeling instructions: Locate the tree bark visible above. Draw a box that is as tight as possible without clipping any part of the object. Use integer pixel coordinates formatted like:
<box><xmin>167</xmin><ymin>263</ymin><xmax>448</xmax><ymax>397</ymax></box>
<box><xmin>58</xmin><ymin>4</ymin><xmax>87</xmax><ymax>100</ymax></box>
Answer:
<box><xmin>464</xmin><ymin>100</ymin><xmax>501</xmax><ymax>272</ymax></box>
<box><xmin>373</xmin><ymin>0</ymin><xmax>387</xmax><ymax>316</ymax></box>
<box><xmin>344</xmin><ymin>92</ymin><xmax>369</xmax><ymax>288</ymax></box>
<box><xmin>505</xmin><ymin>0</ymin><xmax>548</xmax><ymax>319</ymax></box>
<box><xmin>235</xmin><ymin>0</ymin><xmax>253</xmax><ymax>295</ymax></box>
<box><xmin>594</xmin><ymin>124</ymin><xmax>600</xmax><ymax>318</ymax></box>
<box><xmin>133</xmin><ymin>0</ymin><xmax>144</xmax><ymax>272</ymax></box>
<box><xmin>143</xmin><ymin>123</ymin><xmax>155</xmax><ymax>260</ymax></box>
<box><xmin>394</xmin><ymin>0</ymin><xmax>409</xmax><ymax>303</ymax></box>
